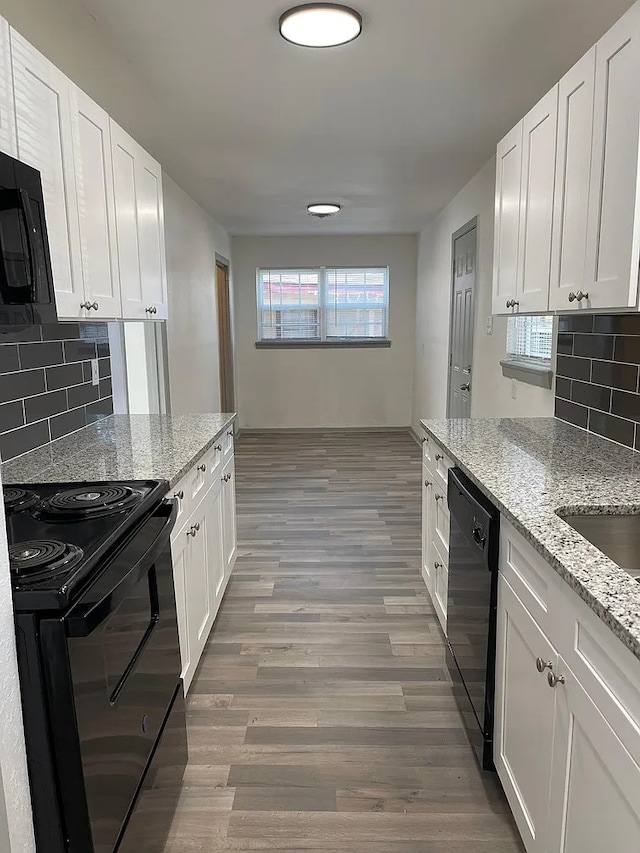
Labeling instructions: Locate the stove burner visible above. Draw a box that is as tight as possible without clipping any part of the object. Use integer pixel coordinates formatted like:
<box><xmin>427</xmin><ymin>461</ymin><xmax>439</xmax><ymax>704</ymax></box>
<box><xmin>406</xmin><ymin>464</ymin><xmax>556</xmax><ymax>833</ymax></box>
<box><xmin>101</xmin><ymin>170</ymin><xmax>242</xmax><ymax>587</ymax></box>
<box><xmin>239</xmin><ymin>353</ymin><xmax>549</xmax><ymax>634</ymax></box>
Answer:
<box><xmin>35</xmin><ymin>486</ymin><xmax>142</xmax><ymax>521</ymax></box>
<box><xmin>9</xmin><ymin>539</ymin><xmax>84</xmax><ymax>583</ymax></box>
<box><xmin>4</xmin><ymin>487</ymin><xmax>39</xmax><ymax>515</ymax></box>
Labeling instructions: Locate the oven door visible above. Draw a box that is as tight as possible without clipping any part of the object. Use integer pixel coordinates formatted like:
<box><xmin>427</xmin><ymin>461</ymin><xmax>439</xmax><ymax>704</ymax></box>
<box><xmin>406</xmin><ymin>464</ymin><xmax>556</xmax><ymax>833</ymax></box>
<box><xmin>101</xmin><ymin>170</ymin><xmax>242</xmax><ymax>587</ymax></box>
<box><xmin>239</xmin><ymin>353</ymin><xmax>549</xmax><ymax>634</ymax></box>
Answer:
<box><xmin>62</xmin><ymin>500</ymin><xmax>182</xmax><ymax>852</ymax></box>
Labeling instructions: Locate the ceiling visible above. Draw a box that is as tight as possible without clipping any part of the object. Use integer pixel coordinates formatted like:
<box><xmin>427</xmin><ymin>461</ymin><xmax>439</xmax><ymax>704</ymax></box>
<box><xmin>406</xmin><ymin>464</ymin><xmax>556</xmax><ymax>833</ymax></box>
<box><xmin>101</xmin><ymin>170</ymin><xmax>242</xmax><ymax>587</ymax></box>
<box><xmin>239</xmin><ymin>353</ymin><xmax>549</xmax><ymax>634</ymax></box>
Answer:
<box><xmin>79</xmin><ymin>0</ymin><xmax>635</xmax><ymax>235</ymax></box>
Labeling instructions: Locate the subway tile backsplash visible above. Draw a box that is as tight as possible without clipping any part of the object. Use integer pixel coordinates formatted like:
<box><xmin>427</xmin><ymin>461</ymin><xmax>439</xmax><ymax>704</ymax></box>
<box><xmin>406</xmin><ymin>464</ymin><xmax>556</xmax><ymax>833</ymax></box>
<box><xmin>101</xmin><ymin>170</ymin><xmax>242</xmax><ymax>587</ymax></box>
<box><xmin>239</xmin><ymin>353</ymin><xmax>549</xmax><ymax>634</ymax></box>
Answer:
<box><xmin>0</xmin><ymin>323</ymin><xmax>113</xmax><ymax>461</ymax></box>
<box><xmin>555</xmin><ymin>314</ymin><xmax>640</xmax><ymax>451</ymax></box>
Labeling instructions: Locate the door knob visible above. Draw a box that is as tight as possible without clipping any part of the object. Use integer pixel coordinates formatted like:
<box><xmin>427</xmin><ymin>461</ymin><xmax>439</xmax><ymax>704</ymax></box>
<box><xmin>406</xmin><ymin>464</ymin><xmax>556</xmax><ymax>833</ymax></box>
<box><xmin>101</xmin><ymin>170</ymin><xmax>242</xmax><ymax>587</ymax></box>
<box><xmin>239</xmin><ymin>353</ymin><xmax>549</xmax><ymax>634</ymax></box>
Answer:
<box><xmin>460</xmin><ymin>383</ymin><xmax>470</xmax><ymax>392</ymax></box>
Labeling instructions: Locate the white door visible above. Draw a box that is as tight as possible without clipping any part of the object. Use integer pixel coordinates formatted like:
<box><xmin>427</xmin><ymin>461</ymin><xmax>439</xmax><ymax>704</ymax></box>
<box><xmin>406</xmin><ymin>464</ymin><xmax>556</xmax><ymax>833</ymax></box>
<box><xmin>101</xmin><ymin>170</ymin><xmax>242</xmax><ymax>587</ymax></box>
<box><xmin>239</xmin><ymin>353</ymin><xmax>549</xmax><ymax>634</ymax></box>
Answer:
<box><xmin>494</xmin><ymin>575</ymin><xmax>556</xmax><ymax>853</ymax></box>
<box><xmin>11</xmin><ymin>30</ymin><xmax>82</xmax><ymax>316</ymax></box>
<box><xmin>205</xmin><ymin>477</ymin><xmax>225</xmax><ymax>607</ymax></box>
<box><xmin>69</xmin><ymin>86</ymin><xmax>121</xmax><ymax>319</ymax></box>
<box><xmin>516</xmin><ymin>86</ymin><xmax>558</xmax><ymax>312</ymax></box>
<box><xmin>111</xmin><ymin>120</ymin><xmax>144</xmax><ymax>320</ymax></box>
<box><xmin>492</xmin><ymin>122</ymin><xmax>522</xmax><ymax>315</ymax></box>
<box><xmin>0</xmin><ymin>19</ymin><xmax>16</xmax><ymax>156</ymax></box>
<box><xmin>221</xmin><ymin>456</ymin><xmax>237</xmax><ymax>577</ymax></box>
<box><xmin>448</xmin><ymin>225</ymin><xmax>475</xmax><ymax>417</ymax></box>
<box><xmin>421</xmin><ymin>466</ymin><xmax>434</xmax><ymax>592</ymax></box>
<box><xmin>183</xmin><ymin>502</ymin><xmax>213</xmax><ymax>692</ymax></box>
<box><xmin>549</xmin><ymin>48</ymin><xmax>596</xmax><ymax>311</ymax></box>
<box><xmin>584</xmin><ymin>2</ymin><xmax>640</xmax><ymax>310</ymax></box>
<box><xmin>546</xmin><ymin>656</ymin><xmax>640</xmax><ymax>853</ymax></box>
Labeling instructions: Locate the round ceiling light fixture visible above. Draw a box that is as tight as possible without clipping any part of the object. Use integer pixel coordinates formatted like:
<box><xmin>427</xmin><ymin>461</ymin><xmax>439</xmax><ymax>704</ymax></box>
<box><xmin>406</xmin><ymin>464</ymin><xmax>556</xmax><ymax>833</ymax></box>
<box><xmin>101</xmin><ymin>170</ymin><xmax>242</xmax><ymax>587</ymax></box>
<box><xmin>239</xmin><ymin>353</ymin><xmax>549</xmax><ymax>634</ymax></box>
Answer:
<box><xmin>307</xmin><ymin>203</ymin><xmax>342</xmax><ymax>218</ymax></box>
<box><xmin>279</xmin><ymin>4</ymin><xmax>362</xmax><ymax>48</ymax></box>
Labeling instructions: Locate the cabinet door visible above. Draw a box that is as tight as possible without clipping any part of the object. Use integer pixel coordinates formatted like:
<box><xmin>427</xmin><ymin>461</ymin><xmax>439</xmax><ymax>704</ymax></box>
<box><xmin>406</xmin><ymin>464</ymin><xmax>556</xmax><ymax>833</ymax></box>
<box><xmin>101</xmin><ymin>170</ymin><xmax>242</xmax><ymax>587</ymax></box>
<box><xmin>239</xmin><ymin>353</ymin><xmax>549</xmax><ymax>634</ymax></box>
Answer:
<box><xmin>205</xmin><ymin>477</ymin><xmax>225</xmax><ymax>609</ymax></box>
<box><xmin>495</xmin><ymin>574</ymin><xmax>556</xmax><ymax>853</ymax></box>
<box><xmin>11</xmin><ymin>30</ymin><xmax>83</xmax><ymax>316</ymax></box>
<box><xmin>421</xmin><ymin>466</ymin><xmax>434</xmax><ymax>591</ymax></box>
<box><xmin>182</xmin><ymin>504</ymin><xmax>213</xmax><ymax>693</ymax></box>
<box><xmin>69</xmin><ymin>86</ymin><xmax>121</xmax><ymax>319</ymax></box>
<box><xmin>549</xmin><ymin>49</ymin><xmax>596</xmax><ymax>312</ymax></box>
<box><xmin>221</xmin><ymin>456</ymin><xmax>237</xmax><ymax>577</ymax></box>
<box><xmin>584</xmin><ymin>3</ymin><xmax>640</xmax><ymax>310</ymax></box>
<box><xmin>546</xmin><ymin>656</ymin><xmax>640</xmax><ymax>853</ymax></box>
<box><xmin>170</xmin><ymin>525</ymin><xmax>190</xmax><ymax>687</ymax></box>
<box><xmin>492</xmin><ymin>122</ymin><xmax>522</xmax><ymax>315</ymax></box>
<box><xmin>136</xmin><ymin>146</ymin><xmax>167</xmax><ymax>320</ymax></box>
<box><xmin>516</xmin><ymin>87</ymin><xmax>558</xmax><ymax>313</ymax></box>
<box><xmin>0</xmin><ymin>18</ymin><xmax>16</xmax><ymax>156</ymax></box>
<box><xmin>111</xmin><ymin>121</ymin><xmax>144</xmax><ymax>319</ymax></box>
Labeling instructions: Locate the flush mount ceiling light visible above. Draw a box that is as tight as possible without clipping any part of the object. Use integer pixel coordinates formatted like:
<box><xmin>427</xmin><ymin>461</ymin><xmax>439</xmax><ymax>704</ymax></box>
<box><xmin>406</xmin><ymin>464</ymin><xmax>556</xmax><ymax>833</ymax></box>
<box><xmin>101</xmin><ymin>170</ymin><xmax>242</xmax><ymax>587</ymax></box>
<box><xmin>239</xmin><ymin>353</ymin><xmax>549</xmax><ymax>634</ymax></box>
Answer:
<box><xmin>307</xmin><ymin>203</ymin><xmax>342</xmax><ymax>218</ymax></box>
<box><xmin>279</xmin><ymin>4</ymin><xmax>362</xmax><ymax>48</ymax></box>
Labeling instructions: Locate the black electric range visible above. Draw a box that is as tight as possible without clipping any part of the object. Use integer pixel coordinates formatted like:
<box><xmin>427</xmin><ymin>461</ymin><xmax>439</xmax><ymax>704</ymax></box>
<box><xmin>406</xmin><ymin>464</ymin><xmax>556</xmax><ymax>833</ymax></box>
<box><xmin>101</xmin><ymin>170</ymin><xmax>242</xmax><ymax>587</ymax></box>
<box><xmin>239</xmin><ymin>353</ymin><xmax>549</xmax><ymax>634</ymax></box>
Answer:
<box><xmin>7</xmin><ymin>480</ymin><xmax>187</xmax><ymax>853</ymax></box>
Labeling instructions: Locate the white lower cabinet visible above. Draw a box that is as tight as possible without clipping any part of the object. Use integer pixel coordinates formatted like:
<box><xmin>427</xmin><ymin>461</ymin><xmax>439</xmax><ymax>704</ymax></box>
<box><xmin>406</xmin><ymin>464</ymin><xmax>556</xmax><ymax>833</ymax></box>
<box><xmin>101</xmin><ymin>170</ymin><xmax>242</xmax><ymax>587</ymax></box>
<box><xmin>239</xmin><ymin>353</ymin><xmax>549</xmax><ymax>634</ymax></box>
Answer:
<box><xmin>496</xmin><ymin>520</ymin><xmax>640</xmax><ymax>853</ymax></box>
<box><xmin>171</xmin><ymin>445</ymin><xmax>237</xmax><ymax>694</ymax></box>
<box><xmin>495</xmin><ymin>574</ymin><xmax>557</xmax><ymax>852</ymax></box>
<box><xmin>420</xmin><ymin>433</ymin><xmax>451</xmax><ymax>634</ymax></box>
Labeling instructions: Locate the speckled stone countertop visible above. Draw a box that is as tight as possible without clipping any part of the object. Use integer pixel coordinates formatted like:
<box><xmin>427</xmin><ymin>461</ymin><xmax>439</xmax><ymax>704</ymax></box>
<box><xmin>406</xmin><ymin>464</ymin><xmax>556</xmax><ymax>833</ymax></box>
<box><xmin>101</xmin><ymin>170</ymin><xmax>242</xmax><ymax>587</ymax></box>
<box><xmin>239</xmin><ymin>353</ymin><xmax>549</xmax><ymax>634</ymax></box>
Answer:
<box><xmin>0</xmin><ymin>413</ymin><xmax>236</xmax><ymax>489</ymax></box>
<box><xmin>420</xmin><ymin>417</ymin><xmax>640</xmax><ymax>660</ymax></box>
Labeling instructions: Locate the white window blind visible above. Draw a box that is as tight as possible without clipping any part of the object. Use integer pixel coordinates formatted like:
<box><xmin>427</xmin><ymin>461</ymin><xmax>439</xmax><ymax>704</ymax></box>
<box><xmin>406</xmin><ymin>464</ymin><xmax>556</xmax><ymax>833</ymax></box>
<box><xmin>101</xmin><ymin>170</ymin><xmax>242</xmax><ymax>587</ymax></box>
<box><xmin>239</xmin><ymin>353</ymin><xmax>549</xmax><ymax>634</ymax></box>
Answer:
<box><xmin>507</xmin><ymin>315</ymin><xmax>553</xmax><ymax>363</ymax></box>
<box><xmin>257</xmin><ymin>267</ymin><xmax>389</xmax><ymax>341</ymax></box>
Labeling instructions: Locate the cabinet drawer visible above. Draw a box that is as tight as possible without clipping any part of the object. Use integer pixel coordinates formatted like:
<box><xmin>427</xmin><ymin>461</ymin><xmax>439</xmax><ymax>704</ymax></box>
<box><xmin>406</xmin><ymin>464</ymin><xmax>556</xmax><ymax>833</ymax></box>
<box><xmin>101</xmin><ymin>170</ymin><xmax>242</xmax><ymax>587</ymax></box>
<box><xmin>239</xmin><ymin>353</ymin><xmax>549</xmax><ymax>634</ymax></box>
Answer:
<box><xmin>499</xmin><ymin>518</ymin><xmax>560</xmax><ymax>633</ymax></box>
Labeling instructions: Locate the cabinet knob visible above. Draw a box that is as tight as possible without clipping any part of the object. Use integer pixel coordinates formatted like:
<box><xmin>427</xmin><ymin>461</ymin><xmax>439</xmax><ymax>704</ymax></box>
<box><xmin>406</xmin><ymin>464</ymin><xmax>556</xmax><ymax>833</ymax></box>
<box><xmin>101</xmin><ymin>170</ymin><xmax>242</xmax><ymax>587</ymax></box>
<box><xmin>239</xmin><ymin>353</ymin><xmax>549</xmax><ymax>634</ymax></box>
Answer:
<box><xmin>198</xmin><ymin>463</ymin><xmax>207</xmax><ymax>473</ymax></box>
<box><xmin>536</xmin><ymin>657</ymin><xmax>553</xmax><ymax>674</ymax></box>
<box><xmin>435</xmin><ymin>453</ymin><xmax>444</xmax><ymax>461</ymax></box>
<box><xmin>568</xmin><ymin>292</ymin><xmax>577</xmax><ymax>303</ymax></box>
<box><xmin>576</xmin><ymin>290</ymin><xmax>589</xmax><ymax>302</ymax></box>
<box><xmin>223</xmin><ymin>473</ymin><xmax>232</xmax><ymax>483</ymax></box>
<box><xmin>227</xmin><ymin>430</ymin><xmax>234</xmax><ymax>437</ymax></box>
<box><xmin>424</xmin><ymin>480</ymin><xmax>432</xmax><ymax>487</ymax></box>
<box><xmin>215</xmin><ymin>445</ymin><xmax>222</xmax><ymax>452</ymax></box>
<box><xmin>421</xmin><ymin>436</ymin><xmax>428</xmax><ymax>444</ymax></box>
<box><xmin>91</xmin><ymin>301</ymin><xmax>99</xmax><ymax>311</ymax></box>
<box><xmin>460</xmin><ymin>383</ymin><xmax>470</xmax><ymax>392</ymax></box>
<box><xmin>506</xmin><ymin>299</ymin><xmax>519</xmax><ymax>309</ymax></box>
<box><xmin>187</xmin><ymin>524</ymin><xmax>198</xmax><ymax>537</ymax></box>
<box><xmin>80</xmin><ymin>301</ymin><xmax>92</xmax><ymax>310</ymax></box>
<box><xmin>434</xmin><ymin>562</ymin><xmax>443</xmax><ymax>570</ymax></box>
<box><xmin>145</xmin><ymin>306</ymin><xmax>158</xmax><ymax>315</ymax></box>
<box><xmin>435</xmin><ymin>494</ymin><xmax>443</xmax><ymax>502</ymax></box>
<box><xmin>174</xmin><ymin>490</ymin><xmax>184</xmax><ymax>501</ymax></box>
<box><xmin>547</xmin><ymin>671</ymin><xmax>565</xmax><ymax>688</ymax></box>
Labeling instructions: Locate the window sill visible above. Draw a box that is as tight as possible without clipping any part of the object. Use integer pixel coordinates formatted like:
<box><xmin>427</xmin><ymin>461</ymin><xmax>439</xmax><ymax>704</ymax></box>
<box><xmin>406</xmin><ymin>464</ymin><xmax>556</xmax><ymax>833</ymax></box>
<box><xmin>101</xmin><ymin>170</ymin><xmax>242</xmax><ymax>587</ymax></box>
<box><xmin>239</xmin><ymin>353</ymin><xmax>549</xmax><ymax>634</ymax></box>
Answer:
<box><xmin>255</xmin><ymin>340</ymin><xmax>392</xmax><ymax>350</ymax></box>
<box><xmin>500</xmin><ymin>359</ymin><xmax>554</xmax><ymax>388</ymax></box>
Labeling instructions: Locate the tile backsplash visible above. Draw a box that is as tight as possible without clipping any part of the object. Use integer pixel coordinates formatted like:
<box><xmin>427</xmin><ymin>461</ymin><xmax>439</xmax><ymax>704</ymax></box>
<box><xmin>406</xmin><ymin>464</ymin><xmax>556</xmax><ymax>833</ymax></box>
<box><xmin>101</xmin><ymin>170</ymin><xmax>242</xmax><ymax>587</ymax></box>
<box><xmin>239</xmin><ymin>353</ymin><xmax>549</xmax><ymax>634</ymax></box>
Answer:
<box><xmin>0</xmin><ymin>323</ymin><xmax>113</xmax><ymax>461</ymax></box>
<box><xmin>555</xmin><ymin>314</ymin><xmax>640</xmax><ymax>451</ymax></box>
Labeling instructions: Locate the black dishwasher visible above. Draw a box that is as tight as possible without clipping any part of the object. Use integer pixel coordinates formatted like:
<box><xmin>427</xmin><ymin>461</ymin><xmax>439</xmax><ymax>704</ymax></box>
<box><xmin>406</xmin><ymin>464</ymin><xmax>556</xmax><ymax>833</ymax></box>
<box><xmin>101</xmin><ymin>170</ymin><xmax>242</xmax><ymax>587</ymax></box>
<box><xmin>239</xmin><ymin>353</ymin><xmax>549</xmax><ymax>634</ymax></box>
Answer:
<box><xmin>446</xmin><ymin>467</ymin><xmax>500</xmax><ymax>771</ymax></box>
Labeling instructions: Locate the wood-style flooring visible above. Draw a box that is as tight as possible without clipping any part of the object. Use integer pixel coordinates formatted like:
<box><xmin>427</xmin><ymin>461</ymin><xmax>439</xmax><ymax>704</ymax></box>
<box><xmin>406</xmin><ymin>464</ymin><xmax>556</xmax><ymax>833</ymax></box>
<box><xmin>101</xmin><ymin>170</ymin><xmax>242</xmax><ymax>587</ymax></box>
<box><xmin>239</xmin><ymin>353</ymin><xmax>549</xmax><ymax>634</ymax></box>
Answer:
<box><xmin>131</xmin><ymin>430</ymin><xmax>524</xmax><ymax>852</ymax></box>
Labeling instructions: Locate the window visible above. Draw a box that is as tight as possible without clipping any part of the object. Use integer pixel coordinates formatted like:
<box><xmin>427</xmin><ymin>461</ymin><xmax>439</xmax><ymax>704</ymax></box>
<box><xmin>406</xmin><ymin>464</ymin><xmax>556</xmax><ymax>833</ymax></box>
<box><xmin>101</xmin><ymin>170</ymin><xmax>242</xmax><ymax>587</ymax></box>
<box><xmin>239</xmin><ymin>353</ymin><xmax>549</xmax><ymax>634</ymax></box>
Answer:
<box><xmin>257</xmin><ymin>267</ymin><xmax>389</xmax><ymax>342</ymax></box>
<box><xmin>506</xmin><ymin>315</ymin><xmax>553</xmax><ymax>364</ymax></box>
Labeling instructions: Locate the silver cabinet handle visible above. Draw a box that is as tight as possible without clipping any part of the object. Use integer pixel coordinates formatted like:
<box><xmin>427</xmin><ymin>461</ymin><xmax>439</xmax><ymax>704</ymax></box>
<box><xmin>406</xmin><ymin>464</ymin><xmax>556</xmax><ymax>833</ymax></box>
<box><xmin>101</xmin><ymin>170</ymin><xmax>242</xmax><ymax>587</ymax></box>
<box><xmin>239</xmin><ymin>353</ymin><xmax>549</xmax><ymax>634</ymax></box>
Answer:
<box><xmin>421</xmin><ymin>436</ymin><xmax>428</xmax><ymax>444</ymax></box>
<box><xmin>223</xmin><ymin>473</ymin><xmax>232</xmax><ymax>483</ymax></box>
<box><xmin>215</xmin><ymin>445</ymin><xmax>222</xmax><ymax>452</ymax></box>
<box><xmin>187</xmin><ymin>523</ymin><xmax>200</xmax><ymax>537</ymax></box>
<box><xmin>460</xmin><ymin>383</ymin><xmax>470</xmax><ymax>391</ymax></box>
<box><xmin>227</xmin><ymin>430</ymin><xmax>234</xmax><ymax>437</ymax></box>
<box><xmin>145</xmin><ymin>306</ymin><xmax>158</xmax><ymax>315</ymax></box>
<box><xmin>568</xmin><ymin>292</ymin><xmax>577</xmax><ymax>302</ymax></box>
<box><xmin>435</xmin><ymin>494</ymin><xmax>443</xmax><ymax>502</ymax></box>
<box><xmin>80</xmin><ymin>301</ymin><xmax>92</xmax><ymax>310</ymax></box>
<box><xmin>576</xmin><ymin>290</ymin><xmax>589</xmax><ymax>302</ymax></box>
<box><xmin>434</xmin><ymin>561</ymin><xmax>443</xmax><ymax>570</ymax></box>
<box><xmin>91</xmin><ymin>301</ymin><xmax>99</xmax><ymax>311</ymax></box>
<box><xmin>424</xmin><ymin>480</ymin><xmax>432</xmax><ymax>487</ymax></box>
<box><xmin>174</xmin><ymin>490</ymin><xmax>184</xmax><ymax>501</ymax></box>
<box><xmin>197</xmin><ymin>464</ymin><xmax>207</xmax><ymax>473</ymax></box>
<box><xmin>536</xmin><ymin>658</ymin><xmax>553</xmax><ymax>673</ymax></box>
<box><xmin>547</xmin><ymin>672</ymin><xmax>565</xmax><ymax>688</ymax></box>
<box><xmin>435</xmin><ymin>453</ymin><xmax>443</xmax><ymax>461</ymax></box>
<box><xmin>506</xmin><ymin>299</ymin><xmax>520</xmax><ymax>309</ymax></box>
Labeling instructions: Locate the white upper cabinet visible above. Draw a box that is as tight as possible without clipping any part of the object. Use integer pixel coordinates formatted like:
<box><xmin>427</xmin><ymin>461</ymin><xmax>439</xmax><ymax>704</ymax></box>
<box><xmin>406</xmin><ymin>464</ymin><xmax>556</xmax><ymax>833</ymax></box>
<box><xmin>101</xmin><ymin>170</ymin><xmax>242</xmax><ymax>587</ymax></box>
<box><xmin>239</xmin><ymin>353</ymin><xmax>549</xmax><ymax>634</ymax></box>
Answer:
<box><xmin>492</xmin><ymin>123</ymin><xmax>523</xmax><ymax>314</ymax></box>
<box><xmin>549</xmin><ymin>49</ymin><xmax>596</xmax><ymax>311</ymax></box>
<box><xmin>584</xmin><ymin>2</ymin><xmax>640</xmax><ymax>311</ymax></box>
<box><xmin>111</xmin><ymin>120</ymin><xmax>167</xmax><ymax>321</ymax></box>
<box><xmin>516</xmin><ymin>87</ymin><xmax>558</xmax><ymax>313</ymax></box>
<box><xmin>69</xmin><ymin>85</ymin><xmax>121</xmax><ymax>319</ymax></box>
<box><xmin>0</xmin><ymin>19</ymin><xmax>16</xmax><ymax>156</ymax></box>
<box><xmin>10</xmin><ymin>30</ymin><xmax>83</xmax><ymax>313</ymax></box>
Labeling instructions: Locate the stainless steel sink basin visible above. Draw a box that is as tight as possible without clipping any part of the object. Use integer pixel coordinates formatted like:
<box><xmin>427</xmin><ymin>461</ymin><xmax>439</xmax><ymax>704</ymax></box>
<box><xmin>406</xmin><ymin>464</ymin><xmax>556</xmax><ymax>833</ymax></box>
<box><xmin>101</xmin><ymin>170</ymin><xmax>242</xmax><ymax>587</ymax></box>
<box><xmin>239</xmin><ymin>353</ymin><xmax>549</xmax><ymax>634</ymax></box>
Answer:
<box><xmin>561</xmin><ymin>513</ymin><xmax>640</xmax><ymax>580</ymax></box>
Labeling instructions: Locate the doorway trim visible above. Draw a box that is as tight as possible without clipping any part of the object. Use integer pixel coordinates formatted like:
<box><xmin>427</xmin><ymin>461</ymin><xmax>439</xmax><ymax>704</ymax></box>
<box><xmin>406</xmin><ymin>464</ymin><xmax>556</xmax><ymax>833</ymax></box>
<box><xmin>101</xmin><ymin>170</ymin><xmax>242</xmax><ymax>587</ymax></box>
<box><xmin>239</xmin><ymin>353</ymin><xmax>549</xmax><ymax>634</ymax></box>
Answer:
<box><xmin>215</xmin><ymin>254</ymin><xmax>235</xmax><ymax>413</ymax></box>
<box><xmin>446</xmin><ymin>216</ymin><xmax>478</xmax><ymax>418</ymax></box>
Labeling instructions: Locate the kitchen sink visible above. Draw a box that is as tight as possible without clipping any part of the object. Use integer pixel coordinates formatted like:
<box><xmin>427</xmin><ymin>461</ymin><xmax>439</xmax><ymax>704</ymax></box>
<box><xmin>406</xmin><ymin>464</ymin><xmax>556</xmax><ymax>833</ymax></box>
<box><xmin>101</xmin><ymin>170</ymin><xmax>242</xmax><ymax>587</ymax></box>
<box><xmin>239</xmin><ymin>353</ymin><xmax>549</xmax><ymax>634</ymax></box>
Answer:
<box><xmin>560</xmin><ymin>513</ymin><xmax>640</xmax><ymax>581</ymax></box>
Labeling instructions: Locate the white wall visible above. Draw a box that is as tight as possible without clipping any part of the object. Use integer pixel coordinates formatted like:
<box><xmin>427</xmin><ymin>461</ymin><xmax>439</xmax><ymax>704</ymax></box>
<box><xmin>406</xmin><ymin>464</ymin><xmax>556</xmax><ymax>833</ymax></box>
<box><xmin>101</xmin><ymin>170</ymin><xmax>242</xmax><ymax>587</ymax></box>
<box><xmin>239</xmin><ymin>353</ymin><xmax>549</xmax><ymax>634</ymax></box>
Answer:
<box><xmin>0</xmin><ymin>468</ymin><xmax>35</xmax><ymax>852</ymax></box>
<box><xmin>411</xmin><ymin>157</ymin><xmax>555</xmax><ymax>434</ymax></box>
<box><xmin>164</xmin><ymin>176</ymin><xmax>232</xmax><ymax>414</ymax></box>
<box><xmin>232</xmin><ymin>235</ymin><xmax>417</xmax><ymax>429</ymax></box>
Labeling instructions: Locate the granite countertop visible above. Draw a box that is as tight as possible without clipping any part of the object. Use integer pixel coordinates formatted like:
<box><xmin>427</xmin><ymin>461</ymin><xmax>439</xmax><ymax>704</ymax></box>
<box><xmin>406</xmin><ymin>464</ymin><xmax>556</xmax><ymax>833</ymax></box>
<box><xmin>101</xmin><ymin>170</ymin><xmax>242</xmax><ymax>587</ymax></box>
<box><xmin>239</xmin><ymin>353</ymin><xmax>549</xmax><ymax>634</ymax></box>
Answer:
<box><xmin>0</xmin><ymin>413</ymin><xmax>237</xmax><ymax>489</ymax></box>
<box><xmin>420</xmin><ymin>417</ymin><xmax>640</xmax><ymax>660</ymax></box>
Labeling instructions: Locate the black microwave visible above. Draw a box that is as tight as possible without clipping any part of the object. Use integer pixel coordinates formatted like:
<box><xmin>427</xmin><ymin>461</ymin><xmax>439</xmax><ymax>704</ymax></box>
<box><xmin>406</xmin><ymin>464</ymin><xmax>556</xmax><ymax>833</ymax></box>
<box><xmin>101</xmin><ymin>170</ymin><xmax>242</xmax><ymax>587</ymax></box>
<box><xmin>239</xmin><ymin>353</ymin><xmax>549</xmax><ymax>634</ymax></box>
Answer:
<box><xmin>0</xmin><ymin>150</ymin><xmax>57</xmax><ymax>324</ymax></box>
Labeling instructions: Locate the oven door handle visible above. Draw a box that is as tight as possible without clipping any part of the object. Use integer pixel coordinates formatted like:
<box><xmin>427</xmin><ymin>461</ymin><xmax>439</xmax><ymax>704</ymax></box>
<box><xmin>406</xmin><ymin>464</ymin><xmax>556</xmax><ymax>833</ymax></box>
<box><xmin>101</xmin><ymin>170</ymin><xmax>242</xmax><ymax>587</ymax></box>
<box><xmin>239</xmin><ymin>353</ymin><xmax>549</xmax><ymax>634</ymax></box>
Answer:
<box><xmin>66</xmin><ymin>499</ymin><xmax>178</xmax><ymax>638</ymax></box>
<box><xmin>17</xmin><ymin>188</ymin><xmax>40</xmax><ymax>298</ymax></box>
